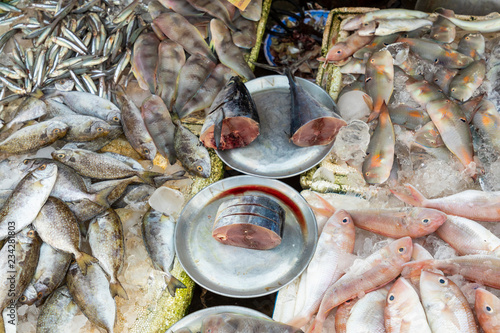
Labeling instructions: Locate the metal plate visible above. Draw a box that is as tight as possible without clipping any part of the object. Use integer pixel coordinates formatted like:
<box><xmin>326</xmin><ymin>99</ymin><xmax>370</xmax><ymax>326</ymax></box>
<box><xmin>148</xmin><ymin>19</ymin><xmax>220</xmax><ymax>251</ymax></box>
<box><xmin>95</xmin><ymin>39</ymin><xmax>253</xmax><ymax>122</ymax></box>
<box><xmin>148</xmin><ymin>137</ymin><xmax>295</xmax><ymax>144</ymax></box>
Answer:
<box><xmin>216</xmin><ymin>75</ymin><xmax>337</xmax><ymax>179</ymax></box>
<box><xmin>175</xmin><ymin>175</ymin><xmax>317</xmax><ymax>298</ymax></box>
<box><xmin>166</xmin><ymin>306</ymin><xmax>269</xmax><ymax>333</ymax></box>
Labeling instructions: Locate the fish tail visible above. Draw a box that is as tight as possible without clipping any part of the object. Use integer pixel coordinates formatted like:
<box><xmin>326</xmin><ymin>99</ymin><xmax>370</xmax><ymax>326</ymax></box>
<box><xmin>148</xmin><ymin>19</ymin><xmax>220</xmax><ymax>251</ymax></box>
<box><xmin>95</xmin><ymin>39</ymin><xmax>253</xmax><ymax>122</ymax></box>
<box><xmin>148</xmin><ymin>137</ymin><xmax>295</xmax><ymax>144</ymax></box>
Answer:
<box><xmin>401</xmin><ymin>259</ymin><xmax>433</xmax><ymax>279</ymax></box>
<box><xmin>153</xmin><ymin>170</ymin><xmax>186</xmax><ymax>187</ymax></box>
<box><xmin>110</xmin><ymin>278</ymin><xmax>129</xmax><ymax>300</ymax></box>
<box><xmin>75</xmin><ymin>251</ymin><xmax>99</xmax><ymax>275</ymax></box>
<box><xmin>165</xmin><ymin>274</ymin><xmax>186</xmax><ymax>297</ymax></box>
<box><xmin>138</xmin><ymin>171</ymin><xmax>162</xmax><ymax>186</ymax></box>
<box><xmin>363</xmin><ymin>93</ymin><xmax>373</xmax><ymax>110</ymax></box>
<box><xmin>390</xmin><ymin>184</ymin><xmax>427</xmax><ymax>207</ymax></box>
<box><xmin>90</xmin><ymin>185</ymin><xmax>116</xmax><ymax>207</ymax></box>
<box><xmin>311</xmin><ymin>192</ymin><xmax>336</xmax><ymax>216</ymax></box>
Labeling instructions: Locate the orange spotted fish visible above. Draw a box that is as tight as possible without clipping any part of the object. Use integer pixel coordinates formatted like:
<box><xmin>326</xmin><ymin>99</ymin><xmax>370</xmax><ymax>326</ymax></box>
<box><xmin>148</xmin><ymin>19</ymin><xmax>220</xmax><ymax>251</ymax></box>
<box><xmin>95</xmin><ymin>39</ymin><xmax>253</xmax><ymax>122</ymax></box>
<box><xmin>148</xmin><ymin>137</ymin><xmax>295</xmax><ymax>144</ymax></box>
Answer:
<box><xmin>450</xmin><ymin>60</ymin><xmax>486</xmax><ymax>102</ymax></box>
<box><xmin>365</xmin><ymin>50</ymin><xmax>394</xmax><ymax>121</ymax></box>
<box><xmin>471</xmin><ymin>99</ymin><xmax>500</xmax><ymax>153</ymax></box>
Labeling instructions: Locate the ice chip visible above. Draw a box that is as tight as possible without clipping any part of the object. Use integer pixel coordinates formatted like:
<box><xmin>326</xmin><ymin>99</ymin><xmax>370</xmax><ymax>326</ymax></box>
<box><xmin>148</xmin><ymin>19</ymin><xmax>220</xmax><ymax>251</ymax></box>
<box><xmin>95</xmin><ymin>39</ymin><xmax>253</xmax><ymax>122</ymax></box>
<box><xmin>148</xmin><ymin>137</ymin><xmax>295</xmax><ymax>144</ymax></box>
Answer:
<box><xmin>148</xmin><ymin>186</ymin><xmax>185</xmax><ymax>216</ymax></box>
<box><xmin>332</xmin><ymin>120</ymin><xmax>370</xmax><ymax>167</ymax></box>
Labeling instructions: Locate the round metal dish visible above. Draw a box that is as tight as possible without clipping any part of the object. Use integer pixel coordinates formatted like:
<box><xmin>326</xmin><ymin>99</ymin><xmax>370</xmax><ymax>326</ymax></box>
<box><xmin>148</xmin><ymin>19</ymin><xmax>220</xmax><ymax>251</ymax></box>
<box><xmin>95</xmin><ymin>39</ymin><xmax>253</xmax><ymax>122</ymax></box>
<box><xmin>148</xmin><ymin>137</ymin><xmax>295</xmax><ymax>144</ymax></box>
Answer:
<box><xmin>166</xmin><ymin>306</ymin><xmax>269</xmax><ymax>333</ymax></box>
<box><xmin>216</xmin><ymin>75</ymin><xmax>337</xmax><ymax>179</ymax></box>
<box><xmin>175</xmin><ymin>175</ymin><xmax>317</xmax><ymax>298</ymax></box>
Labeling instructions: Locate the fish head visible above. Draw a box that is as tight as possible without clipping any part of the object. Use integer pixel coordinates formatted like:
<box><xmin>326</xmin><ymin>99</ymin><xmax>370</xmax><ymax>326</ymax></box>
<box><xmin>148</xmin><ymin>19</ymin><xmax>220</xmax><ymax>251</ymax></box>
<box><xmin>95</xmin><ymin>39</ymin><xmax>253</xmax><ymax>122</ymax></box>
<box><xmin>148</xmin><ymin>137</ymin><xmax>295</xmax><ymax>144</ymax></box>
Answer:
<box><xmin>325</xmin><ymin>43</ymin><xmax>349</xmax><ymax>62</ymax></box>
<box><xmin>450</xmin><ymin>85</ymin><xmax>472</xmax><ymax>102</ymax></box>
<box><xmin>18</xmin><ymin>284</ymin><xmax>38</xmax><ymax>306</ymax></box>
<box><xmin>51</xmin><ymin>149</ymin><xmax>74</xmax><ymax>164</ymax></box>
<box><xmin>411</xmin><ymin>243</ymin><xmax>433</xmax><ymax>261</ymax></box>
<box><xmin>368</xmin><ymin>49</ymin><xmax>393</xmax><ymax>69</ymax></box>
<box><xmin>89</xmin><ymin>120</ymin><xmax>111</xmax><ymax>138</ymax></box>
<box><xmin>475</xmin><ymin>288</ymin><xmax>500</xmax><ymax>325</ymax></box>
<box><xmin>419</xmin><ymin>270</ymin><xmax>454</xmax><ymax>302</ymax></box>
<box><xmin>201</xmin><ymin>314</ymin><xmax>235</xmax><ymax>333</ymax></box>
<box><xmin>16</xmin><ymin>225</ymin><xmax>41</xmax><ymax>248</ymax></box>
<box><xmin>388</xmin><ymin>236</ymin><xmax>413</xmax><ymax>264</ymax></box>
<box><xmin>342</xmin><ymin>14</ymin><xmax>364</xmax><ymax>30</ymax></box>
<box><xmin>139</xmin><ymin>141</ymin><xmax>157</xmax><ymax>160</ymax></box>
<box><xmin>414</xmin><ymin>121</ymin><xmax>444</xmax><ymax>148</ymax></box>
<box><xmin>407</xmin><ymin>208</ymin><xmax>447</xmax><ymax>236</ymax></box>
<box><xmin>106</xmin><ymin>110</ymin><xmax>122</xmax><ymax>125</ymax></box>
<box><xmin>323</xmin><ymin>209</ymin><xmax>356</xmax><ymax>246</ymax></box>
<box><xmin>386</xmin><ymin>277</ymin><xmax>416</xmax><ymax>314</ymax></box>
<box><xmin>46</xmin><ymin>120</ymin><xmax>69</xmax><ymax>141</ymax></box>
<box><xmin>30</xmin><ymin>162</ymin><xmax>58</xmax><ymax>182</ymax></box>
<box><xmin>357</xmin><ymin>21</ymin><xmax>377</xmax><ymax>36</ymax></box>
<box><xmin>19</xmin><ymin>158</ymin><xmax>42</xmax><ymax>173</ymax></box>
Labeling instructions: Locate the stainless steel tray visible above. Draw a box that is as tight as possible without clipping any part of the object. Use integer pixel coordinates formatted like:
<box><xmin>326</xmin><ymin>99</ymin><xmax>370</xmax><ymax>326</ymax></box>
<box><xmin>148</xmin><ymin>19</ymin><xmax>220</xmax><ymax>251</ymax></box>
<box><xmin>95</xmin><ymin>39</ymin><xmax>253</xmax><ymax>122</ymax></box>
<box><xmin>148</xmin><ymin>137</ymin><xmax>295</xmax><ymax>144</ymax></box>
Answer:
<box><xmin>166</xmin><ymin>306</ymin><xmax>269</xmax><ymax>333</ymax></box>
<box><xmin>216</xmin><ymin>75</ymin><xmax>337</xmax><ymax>178</ymax></box>
<box><xmin>175</xmin><ymin>175</ymin><xmax>318</xmax><ymax>298</ymax></box>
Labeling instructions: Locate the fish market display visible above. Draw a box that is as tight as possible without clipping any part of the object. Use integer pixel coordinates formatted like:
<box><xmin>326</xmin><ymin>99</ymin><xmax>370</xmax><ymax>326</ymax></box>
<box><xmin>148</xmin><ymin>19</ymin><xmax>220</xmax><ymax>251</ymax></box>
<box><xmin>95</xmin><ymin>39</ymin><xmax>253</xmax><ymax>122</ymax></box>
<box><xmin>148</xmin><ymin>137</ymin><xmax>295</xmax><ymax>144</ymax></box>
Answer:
<box><xmin>200</xmin><ymin>76</ymin><xmax>260</xmax><ymax>150</ymax></box>
<box><xmin>212</xmin><ymin>195</ymin><xmax>285</xmax><ymax>250</ymax></box>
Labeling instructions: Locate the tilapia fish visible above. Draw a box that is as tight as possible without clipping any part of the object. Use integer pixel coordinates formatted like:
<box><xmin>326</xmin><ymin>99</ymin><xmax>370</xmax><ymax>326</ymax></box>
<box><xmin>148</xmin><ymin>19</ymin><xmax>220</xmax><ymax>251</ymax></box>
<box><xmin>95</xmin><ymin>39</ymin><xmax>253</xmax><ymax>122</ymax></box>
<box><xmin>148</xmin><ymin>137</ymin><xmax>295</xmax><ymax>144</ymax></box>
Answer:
<box><xmin>141</xmin><ymin>95</ymin><xmax>176</xmax><ymax>164</ymax></box>
<box><xmin>201</xmin><ymin>313</ymin><xmax>303</xmax><ymax>333</ymax></box>
<box><xmin>391</xmin><ymin>184</ymin><xmax>500</xmax><ymax>221</ymax></box>
<box><xmin>66</xmin><ymin>262</ymin><xmax>116</xmax><ymax>333</ymax></box>
<box><xmin>36</xmin><ymin>286</ymin><xmax>79</xmax><ymax>333</ymax></box>
<box><xmin>154</xmin><ymin>12</ymin><xmax>216</xmax><ymax>63</ymax></box>
<box><xmin>285</xmin><ymin>69</ymin><xmax>346</xmax><ymax>147</ymax></box>
<box><xmin>384</xmin><ymin>277</ymin><xmax>431</xmax><ymax>333</ymax></box>
<box><xmin>0</xmin><ymin>163</ymin><xmax>57</xmax><ymax>240</ymax></box>
<box><xmin>419</xmin><ymin>271</ymin><xmax>478</xmax><ymax>333</ymax></box>
<box><xmin>200</xmin><ymin>76</ymin><xmax>260</xmax><ymax>150</ymax></box>
<box><xmin>475</xmin><ymin>288</ymin><xmax>500</xmax><ymax>333</ymax></box>
<box><xmin>174</xmin><ymin>120</ymin><xmax>211</xmax><ymax>178</ymax></box>
<box><xmin>88</xmin><ymin>208</ymin><xmax>127</xmax><ymax>299</ymax></box>
<box><xmin>34</xmin><ymin>197</ymin><xmax>98</xmax><ymax>275</ymax></box>
<box><xmin>288</xmin><ymin>210</ymin><xmax>355</xmax><ymax>328</ymax></box>
<box><xmin>0</xmin><ymin>226</ymin><xmax>41</xmax><ymax>312</ymax></box>
<box><xmin>309</xmin><ymin>237</ymin><xmax>413</xmax><ymax>333</ymax></box>
<box><xmin>142</xmin><ymin>208</ymin><xmax>186</xmax><ymax>297</ymax></box>
<box><xmin>132</xmin><ymin>32</ymin><xmax>160</xmax><ymax>94</ymax></box>
<box><xmin>0</xmin><ymin>120</ymin><xmax>68</xmax><ymax>154</ymax></box>
<box><xmin>19</xmin><ymin>242</ymin><xmax>71</xmax><ymax>306</ymax></box>
<box><xmin>210</xmin><ymin>18</ymin><xmax>255</xmax><ymax>80</ymax></box>
<box><xmin>51</xmin><ymin>148</ymin><xmax>162</xmax><ymax>184</ymax></box>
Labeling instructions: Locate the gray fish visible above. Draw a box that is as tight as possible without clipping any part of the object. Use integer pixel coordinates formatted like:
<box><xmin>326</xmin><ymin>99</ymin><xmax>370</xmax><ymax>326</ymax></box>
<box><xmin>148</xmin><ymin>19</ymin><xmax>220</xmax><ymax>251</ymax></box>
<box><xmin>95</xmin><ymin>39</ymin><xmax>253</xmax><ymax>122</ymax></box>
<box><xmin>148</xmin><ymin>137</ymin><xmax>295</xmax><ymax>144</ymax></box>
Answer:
<box><xmin>88</xmin><ymin>208</ymin><xmax>128</xmax><ymax>300</ymax></box>
<box><xmin>232</xmin><ymin>16</ymin><xmax>257</xmax><ymax>49</ymax></box>
<box><xmin>186</xmin><ymin>0</ymin><xmax>237</xmax><ymax>31</ymax></box>
<box><xmin>142</xmin><ymin>208</ymin><xmax>185</xmax><ymax>297</ymax></box>
<box><xmin>52</xmin><ymin>115</ymin><xmax>112</xmax><ymax>142</ymax></box>
<box><xmin>34</xmin><ymin>197</ymin><xmax>98</xmax><ymax>275</ymax></box>
<box><xmin>21</xmin><ymin>158</ymin><xmax>113</xmax><ymax>207</ymax></box>
<box><xmin>66</xmin><ymin>199</ymin><xmax>107</xmax><ymax>227</ymax></box>
<box><xmin>43</xmin><ymin>90</ymin><xmax>121</xmax><ymax>125</ymax></box>
<box><xmin>36</xmin><ymin>286</ymin><xmax>79</xmax><ymax>333</ymax></box>
<box><xmin>200</xmin><ymin>76</ymin><xmax>260</xmax><ymax>150</ymax></box>
<box><xmin>449</xmin><ymin>60</ymin><xmax>486</xmax><ymax>102</ymax></box>
<box><xmin>201</xmin><ymin>313</ymin><xmax>303</xmax><ymax>333</ymax></box>
<box><xmin>0</xmin><ymin>120</ymin><xmax>68</xmax><ymax>154</ymax></box>
<box><xmin>0</xmin><ymin>163</ymin><xmax>57</xmax><ymax>240</ymax></box>
<box><xmin>51</xmin><ymin>148</ymin><xmax>162</xmax><ymax>184</ymax></box>
<box><xmin>141</xmin><ymin>95</ymin><xmax>176</xmax><ymax>164</ymax></box>
<box><xmin>240</xmin><ymin>0</ymin><xmax>262</xmax><ymax>21</ymax></box>
<box><xmin>174</xmin><ymin>120</ymin><xmax>211</xmax><ymax>178</ymax></box>
<box><xmin>430</xmin><ymin>8</ymin><xmax>456</xmax><ymax>43</ymax></box>
<box><xmin>19</xmin><ymin>242</ymin><xmax>71</xmax><ymax>306</ymax></box>
<box><xmin>210</xmin><ymin>19</ymin><xmax>255</xmax><ymax>81</ymax></box>
<box><xmin>4</xmin><ymin>95</ymin><xmax>47</xmax><ymax>128</ymax></box>
<box><xmin>89</xmin><ymin>175</ymin><xmax>144</xmax><ymax>205</ymax></box>
<box><xmin>67</xmin><ymin>125</ymin><xmax>123</xmax><ymax>152</ymax></box>
<box><xmin>458</xmin><ymin>33</ymin><xmax>485</xmax><ymax>60</ymax></box>
<box><xmin>66</xmin><ymin>262</ymin><xmax>116</xmax><ymax>333</ymax></box>
<box><xmin>44</xmin><ymin>99</ymin><xmax>77</xmax><ymax>117</ymax></box>
<box><xmin>112</xmin><ymin>184</ymin><xmax>155</xmax><ymax>208</ymax></box>
<box><xmin>158</xmin><ymin>0</ymin><xmax>201</xmax><ymax>16</ymax></box>
<box><xmin>116</xmin><ymin>88</ymin><xmax>157</xmax><ymax>160</ymax></box>
<box><xmin>174</xmin><ymin>54</ymin><xmax>216</xmax><ymax>116</ymax></box>
<box><xmin>0</xmin><ymin>227</ymin><xmax>41</xmax><ymax>313</ymax></box>
<box><xmin>432</xmin><ymin>67</ymin><xmax>458</xmax><ymax>95</ymax></box>
<box><xmin>156</xmin><ymin>40</ymin><xmax>185</xmax><ymax>109</ymax></box>
<box><xmin>132</xmin><ymin>32</ymin><xmax>160</xmax><ymax>93</ymax></box>
<box><xmin>179</xmin><ymin>64</ymin><xmax>234</xmax><ymax>120</ymax></box>
<box><xmin>388</xmin><ymin>104</ymin><xmax>430</xmax><ymax>130</ymax></box>
<box><xmin>154</xmin><ymin>12</ymin><xmax>216</xmax><ymax>63</ymax></box>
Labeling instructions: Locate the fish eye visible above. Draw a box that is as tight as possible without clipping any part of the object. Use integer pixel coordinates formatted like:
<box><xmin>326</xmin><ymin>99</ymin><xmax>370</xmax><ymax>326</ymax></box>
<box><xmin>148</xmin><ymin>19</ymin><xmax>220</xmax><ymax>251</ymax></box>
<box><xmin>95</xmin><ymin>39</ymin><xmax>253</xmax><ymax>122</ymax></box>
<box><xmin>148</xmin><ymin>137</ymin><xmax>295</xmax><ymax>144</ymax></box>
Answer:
<box><xmin>112</xmin><ymin>116</ymin><xmax>120</xmax><ymax>122</ymax></box>
<box><xmin>53</xmin><ymin>128</ymin><xmax>60</xmax><ymax>134</ymax></box>
<box><xmin>451</xmin><ymin>88</ymin><xmax>456</xmax><ymax>92</ymax></box>
<box><xmin>57</xmin><ymin>153</ymin><xmax>65</xmax><ymax>159</ymax></box>
<box><xmin>486</xmin><ymin>305</ymin><xmax>492</xmax><ymax>312</ymax></box>
<box><xmin>336</xmin><ymin>50</ymin><xmax>342</xmax><ymax>54</ymax></box>
<box><xmin>143</xmin><ymin>148</ymin><xmax>150</xmax><ymax>154</ymax></box>
<box><xmin>342</xmin><ymin>218</ymin><xmax>349</xmax><ymax>223</ymax></box>
<box><xmin>23</xmin><ymin>159</ymin><xmax>29</xmax><ymax>165</ymax></box>
<box><xmin>398</xmin><ymin>247</ymin><xmax>405</xmax><ymax>253</ymax></box>
<box><xmin>422</xmin><ymin>218</ymin><xmax>429</xmax><ymax>223</ymax></box>
<box><xmin>370</xmin><ymin>59</ymin><xmax>375</xmax><ymax>63</ymax></box>
<box><xmin>434</xmin><ymin>59</ymin><xmax>439</xmax><ymax>63</ymax></box>
<box><xmin>439</xmin><ymin>278</ymin><xmax>447</xmax><ymax>284</ymax></box>
<box><xmin>37</xmin><ymin>291</ymin><xmax>43</xmax><ymax>299</ymax></box>
<box><xmin>465</xmin><ymin>36</ymin><xmax>470</xmax><ymax>40</ymax></box>
<box><xmin>434</xmin><ymin>78</ymin><xmax>438</xmax><ymax>82</ymax></box>
<box><xmin>27</xmin><ymin>230</ymin><xmax>36</xmax><ymax>238</ymax></box>
<box><xmin>388</xmin><ymin>294</ymin><xmax>395</xmax><ymax>302</ymax></box>
<box><xmin>365</xmin><ymin>172</ymin><xmax>370</xmax><ymax>176</ymax></box>
<box><xmin>20</xmin><ymin>296</ymin><xmax>27</xmax><ymax>302</ymax></box>
<box><xmin>96</xmin><ymin>127</ymin><xmax>104</xmax><ymax>132</ymax></box>
<box><xmin>346</xmin><ymin>300</ymin><xmax>351</xmax><ymax>303</ymax></box>
<box><xmin>197</xmin><ymin>165</ymin><xmax>203</xmax><ymax>172</ymax></box>
<box><xmin>38</xmin><ymin>164</ymin><xmax>46</xmax><ymax>171</ymax></box>
<box><xmin>460</xmin><ymin>118</ymin><xmax>466</xmax><ymax>122</ymax></box>
<box><xmin>365</xmin><ymin>77</ymin><xmax>372</xmax><ymax>83</ymax></box>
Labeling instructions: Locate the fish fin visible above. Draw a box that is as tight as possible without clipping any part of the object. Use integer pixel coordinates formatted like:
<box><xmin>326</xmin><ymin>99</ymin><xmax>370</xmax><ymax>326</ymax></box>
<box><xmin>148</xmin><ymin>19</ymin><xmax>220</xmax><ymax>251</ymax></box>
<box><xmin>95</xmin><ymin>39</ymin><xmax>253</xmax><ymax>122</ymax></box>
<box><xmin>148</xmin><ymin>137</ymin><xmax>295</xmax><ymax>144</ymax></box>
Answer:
<box><xmin>153</xmin><ymin>170</ymin><xmax>187</xmax><ymax>187</ymax></box>
<box><xmin>390</xmin><ymin>184</ymin><xmax>427</xmax><ymax>207</ymax></box>
<box><xmin>363</xmin><ymin>93</ymin><xmax>373</xmax><ymax>110</ymax></box>
<box><xmin>138</xmin><ymin>171</ymin><xmax>163</xmax><ymax>186</ymax></box>
<box><xmin>75</xmin><ymin>252</ymin><xmax>99</xmax><ymax>276</ymax></box>
<box><xmin>214</xmin><ymin>109</ymin><xmax>225</xmax><ymax>149</ymax></box>
<box><xmin>312</xmin><ymin>192</ymin><xmax>336</xmax><ymax>216</ymax></box>
<box><xmin>401</xmin><ymin>259</ymin><xmax>434</xmax><ymax>279</ymax></box>
<box><xmin>90</xmin><ymin>185</ymin><xmax>116</xmax><ymax>207</ymax></box>
<box><xmin>366</xmin><ymin>110</ymin><xmax>380</xmax><ymax>122</ymax></box>
<box><xmin>165</xmin><ymin>274</ymin><xmax>186</xmax><ymax>297</ymax></box>
<box><xmin>110</xmin><ymin>279</ymin><xmax>129</xmax><ymax>300</ymax></box>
